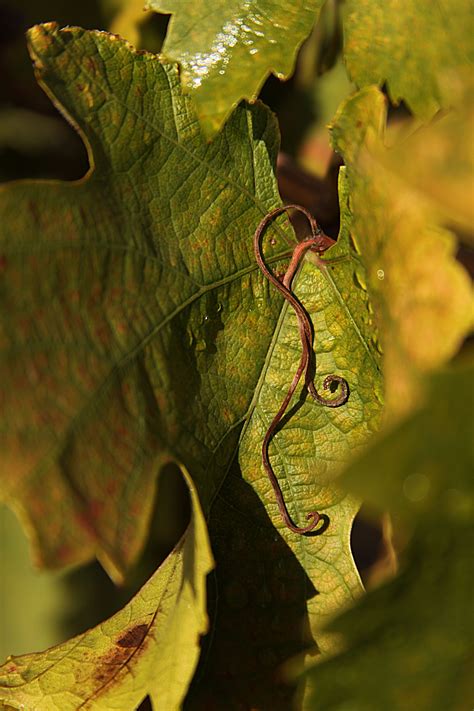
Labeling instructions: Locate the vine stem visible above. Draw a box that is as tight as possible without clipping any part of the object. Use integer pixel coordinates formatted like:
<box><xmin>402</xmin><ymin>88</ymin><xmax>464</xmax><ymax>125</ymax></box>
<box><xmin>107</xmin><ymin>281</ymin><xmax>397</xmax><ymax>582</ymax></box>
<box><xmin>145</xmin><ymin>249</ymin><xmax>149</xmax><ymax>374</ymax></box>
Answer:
<box><xmin>254</xmin><ymin>205</ymin><xmax>349</xmax><ymax>535</ymax></box>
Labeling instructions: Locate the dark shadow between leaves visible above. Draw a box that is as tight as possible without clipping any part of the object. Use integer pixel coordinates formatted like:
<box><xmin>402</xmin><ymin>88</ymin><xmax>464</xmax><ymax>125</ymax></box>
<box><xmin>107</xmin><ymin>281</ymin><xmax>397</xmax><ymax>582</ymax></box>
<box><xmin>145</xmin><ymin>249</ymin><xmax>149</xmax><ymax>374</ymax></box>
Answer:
<box><xmin>185</xmin><ymin>457</ymin><xmax>320</xmax><ymax>711</ymax></box>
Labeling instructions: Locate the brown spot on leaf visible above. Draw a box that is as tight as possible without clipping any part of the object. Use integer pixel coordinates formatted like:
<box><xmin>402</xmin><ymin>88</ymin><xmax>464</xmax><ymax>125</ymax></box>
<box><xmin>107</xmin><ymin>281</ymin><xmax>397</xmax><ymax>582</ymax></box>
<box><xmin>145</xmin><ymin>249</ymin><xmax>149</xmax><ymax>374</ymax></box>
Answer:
<box><xmin>117</xmin><ymin>623</ymin><xmax>148</xmax><ymax>648</ymax></box>
<box><xmin>0</xmin><ymin>255</ymin><xmax>7</xmax><ymax>270</ymax></box>
<box><xmin>92</xmin><ymin>623</ymin><xmax>151</xmax><ymax>686</ymax></box>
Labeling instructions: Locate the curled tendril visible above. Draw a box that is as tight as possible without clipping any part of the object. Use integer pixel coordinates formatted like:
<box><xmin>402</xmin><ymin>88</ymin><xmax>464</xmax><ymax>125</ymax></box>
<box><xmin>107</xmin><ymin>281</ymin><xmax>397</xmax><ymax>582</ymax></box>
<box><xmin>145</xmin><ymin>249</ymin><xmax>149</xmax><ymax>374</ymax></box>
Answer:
<box><xmin>254</xmin><ymin>205</ymin><xmax>350</xmax><ymax>535</ymax></box>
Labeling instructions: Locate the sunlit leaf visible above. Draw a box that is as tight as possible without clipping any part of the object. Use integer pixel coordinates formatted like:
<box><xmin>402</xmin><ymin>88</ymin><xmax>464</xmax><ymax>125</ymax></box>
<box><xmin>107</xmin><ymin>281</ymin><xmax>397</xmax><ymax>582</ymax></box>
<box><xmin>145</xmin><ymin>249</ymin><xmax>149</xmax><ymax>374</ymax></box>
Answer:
<box><xmin>0</xmin><ymin>465</ymin><xmax>213</xmax><ymax>711</ymax></box>
<box><xmin>0</xmin><ymin>23</ymin><xmax>291</xmax><ymax>578</ymax></box>
<box><xmin>146</xmin><ymin>0</ymin><xmax>325</xmax><ymax>137</ymax></box>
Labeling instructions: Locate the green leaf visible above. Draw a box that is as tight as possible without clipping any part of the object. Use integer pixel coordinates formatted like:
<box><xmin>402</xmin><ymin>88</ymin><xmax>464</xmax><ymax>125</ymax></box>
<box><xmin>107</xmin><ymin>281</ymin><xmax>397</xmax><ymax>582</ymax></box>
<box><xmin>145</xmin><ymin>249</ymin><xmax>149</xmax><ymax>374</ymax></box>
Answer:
<box><xmin>330</xmin><ymin>87</ymin><xmax>473</xmax><ymax>420</ymax></box>
<box><xmin>0</xmin><ymin>23</ymin><xmax>291</xmax><ymax>579</ymax></box>
<box><xmin>301</xmin><ymin>364</ymin><xmax>474</xmax><ymax>711</ymax></box>
<box><xmin>342</xmin><ymin>0</ymin><xmax>474</xmax><ymax>119</ymax></box>
<box><xmin>188</xmin><ymin>172</ymin><xmax>383</xmax><ymax>706</ymax></box>
<box><xmin>0</xmin><ymin>465</ymin><xmax>214</xmax><ymax>711</ymax></box>
<box><xmin>146</xmin><ymin>0</ymin><xmax>325</xmax><ymax>137</ymax></box>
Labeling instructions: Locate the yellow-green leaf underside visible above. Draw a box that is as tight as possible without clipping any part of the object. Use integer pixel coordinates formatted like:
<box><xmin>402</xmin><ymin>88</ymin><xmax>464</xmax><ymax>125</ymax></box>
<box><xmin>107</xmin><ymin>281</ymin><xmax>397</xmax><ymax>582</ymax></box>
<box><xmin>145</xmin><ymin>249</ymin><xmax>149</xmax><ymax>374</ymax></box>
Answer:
<box><xmin>0</xmin><ymin>466</ymin><xmax>213</xmax><ymax>711</ymax></box>
<box><xmin>191</xmin><ymin>172</ymin><xmax>383</xmax><ymax>707</ymax></box>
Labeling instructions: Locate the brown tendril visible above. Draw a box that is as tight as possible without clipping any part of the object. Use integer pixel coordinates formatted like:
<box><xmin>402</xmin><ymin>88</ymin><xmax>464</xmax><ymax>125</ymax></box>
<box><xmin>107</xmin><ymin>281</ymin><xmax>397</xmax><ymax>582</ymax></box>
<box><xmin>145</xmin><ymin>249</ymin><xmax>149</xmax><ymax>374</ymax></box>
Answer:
<box><xmin>254</xmin><ymin>204</ymin><xmax>349</xmax><ymax>535</ymax></box>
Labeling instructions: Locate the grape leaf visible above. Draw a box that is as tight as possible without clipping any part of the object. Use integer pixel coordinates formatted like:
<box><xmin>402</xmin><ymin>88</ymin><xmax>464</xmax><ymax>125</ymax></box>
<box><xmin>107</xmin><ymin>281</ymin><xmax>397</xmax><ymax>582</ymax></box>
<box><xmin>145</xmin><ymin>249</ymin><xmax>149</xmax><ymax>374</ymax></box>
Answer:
<box><xmin>330</xmin><ymin>87</ymin><xmax>473</xmax><ymax>419</ymax></box>
<box><xmin>146</xmin><ymin>0</ymin><xmax>325</xmax><ymax>137</ymax></box>
<box><xmin>342</xmin><ymin>0</ymin><xmax>474</xmax><ymax>119</ymax></box>
<box><xmin>187</xmin><ymin>172</ymin><xmax>383</xmax><ymax>708</ymax></box>
<box><xmin>0</xmin><ymin>465</ymin><xmax>214</xmax><ymax>711</ymax></box>
<box><xmin>300</xmin><ymin>364</ymin><xmax>474</xmax><ymax>711</ymax></box>
<box><xmin>0</xmin><ymin>23</ymin><xmax>294</xmax><ymax>579</ymax></box>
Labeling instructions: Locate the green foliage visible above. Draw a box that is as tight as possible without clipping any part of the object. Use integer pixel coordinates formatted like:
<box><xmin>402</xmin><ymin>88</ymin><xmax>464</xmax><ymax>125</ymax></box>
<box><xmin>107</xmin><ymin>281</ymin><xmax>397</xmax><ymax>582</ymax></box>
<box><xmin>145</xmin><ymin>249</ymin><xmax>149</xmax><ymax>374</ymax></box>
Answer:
<box><xmin>145</xmin><ymin>0</ymin><xmax>473</xmax><ymax>136</ymax></box>
<box><xmin>301</xmin><ymin>365</ymin><xmax>474</xmax><ymax>710</ymax></box>
<box><xmin>192</xmin><ymin>176</ymin><xmax>383</xmax><ymax>705</ymax></box>
<box><xmin>0</xmin><ymin>2</ymin><xmax>472</xmax><ymax>710</ymax></box>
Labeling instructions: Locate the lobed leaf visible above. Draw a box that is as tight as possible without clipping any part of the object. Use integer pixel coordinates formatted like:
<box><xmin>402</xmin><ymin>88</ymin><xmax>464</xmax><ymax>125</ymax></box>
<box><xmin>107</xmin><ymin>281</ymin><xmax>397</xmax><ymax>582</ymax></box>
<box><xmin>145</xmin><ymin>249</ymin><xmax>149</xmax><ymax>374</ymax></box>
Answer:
<box><xmin>146</xmin><ymin>0</ymin><xmax>325</xmax><ymax>136</ymax></box>
<box><xmin>0</xmin><ymin>23</ymin><xmax>292</xmax><ymax>578</ymax></box>
<box><xmin>0</xmin><ymin>465</ymin><xmax>213</xmax><ymax>711</ymax></box>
